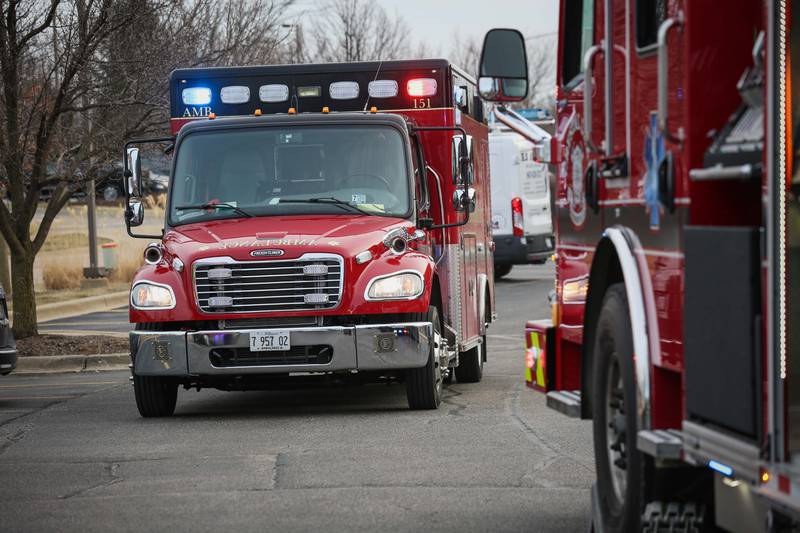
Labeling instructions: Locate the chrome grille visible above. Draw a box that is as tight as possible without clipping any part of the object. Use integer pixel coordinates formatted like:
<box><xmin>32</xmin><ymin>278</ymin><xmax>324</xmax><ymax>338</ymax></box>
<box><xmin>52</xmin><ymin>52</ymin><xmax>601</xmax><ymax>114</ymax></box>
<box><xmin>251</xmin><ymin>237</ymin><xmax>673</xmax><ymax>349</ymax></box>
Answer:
<box><xmin>194</xmin><ymin>254</ymin><xmax>343</xmax><ymax>314</ymax></box>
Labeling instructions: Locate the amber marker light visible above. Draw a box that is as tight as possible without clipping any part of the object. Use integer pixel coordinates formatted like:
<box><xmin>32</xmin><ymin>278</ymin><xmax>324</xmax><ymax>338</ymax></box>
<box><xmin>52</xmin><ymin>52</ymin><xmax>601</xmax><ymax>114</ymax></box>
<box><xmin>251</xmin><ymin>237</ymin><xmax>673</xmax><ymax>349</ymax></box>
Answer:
<box><xmin>322</xmin><ymin>106</ymin><xmax>330</xmax><ymax>113</ymax></box>
<box><xmin>254</xmin><ymin>109</ymin><xmax>262</xmax><ymax>116</ymax></box>
<box><xmin>370</xmin><ymin>106</ymin><xmax>378</xmax><ymax>113</ymax></box>
<box><xmin>761</xmin><ymin>469</ymin><xmax>771</xmax><ymax>484</ymax></box>
<box><xmin>288</xmin><ymin>107</ymin><xmax>297</xmax><ymax>115</ymax></box>
<box><xmin>208</xmin><ymin>112</ymin><xmax>216</xmax><ymax>119</ymax></box>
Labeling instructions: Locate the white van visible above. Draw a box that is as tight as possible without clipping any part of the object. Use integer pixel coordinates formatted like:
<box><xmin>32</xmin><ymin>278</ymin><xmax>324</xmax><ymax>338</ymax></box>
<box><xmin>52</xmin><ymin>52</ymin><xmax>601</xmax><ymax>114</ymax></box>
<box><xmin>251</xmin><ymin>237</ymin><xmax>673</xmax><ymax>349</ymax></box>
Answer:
<box><xmin>489</xmin><ymin>125</ymin><xmax>554</xmax><ymax>278</ymax></box>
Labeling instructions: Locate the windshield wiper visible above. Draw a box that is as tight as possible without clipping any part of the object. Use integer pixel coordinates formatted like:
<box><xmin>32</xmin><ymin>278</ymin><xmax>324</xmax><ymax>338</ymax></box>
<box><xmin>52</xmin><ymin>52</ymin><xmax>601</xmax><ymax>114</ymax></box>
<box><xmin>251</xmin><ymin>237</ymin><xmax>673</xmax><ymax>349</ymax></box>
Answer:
<box><xmin>174</xmin><ymin>202</ymin><xmax>253</xmax><ymax>218</ymax></box>
<box><xmin>279</xmin><ymin>197</ymin><xmax>372</xmax><ymax>216</ymax></box>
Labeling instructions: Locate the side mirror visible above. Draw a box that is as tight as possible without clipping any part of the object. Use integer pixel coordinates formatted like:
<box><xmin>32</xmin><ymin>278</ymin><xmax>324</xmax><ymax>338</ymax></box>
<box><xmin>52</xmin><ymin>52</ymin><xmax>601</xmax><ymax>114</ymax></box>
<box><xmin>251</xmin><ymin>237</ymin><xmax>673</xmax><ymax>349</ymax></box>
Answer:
<box><xmin>125</xmin><ymin>147</ymin><xmax>142</xmax><ymax>197</ymax></box>
<box><xmin>126</xmin><ymin>198</ymin><xmax>145</xmax><ymax>227</ymax></box>
<box><xmin>478</xmin><ymin>29</ymin><xmax>529</xmax><ymax>102</ymax></box>
<box><xmin>453</xmin><ymin>188</ymin><xmax>477</xmax><ymax>213</ymax></box>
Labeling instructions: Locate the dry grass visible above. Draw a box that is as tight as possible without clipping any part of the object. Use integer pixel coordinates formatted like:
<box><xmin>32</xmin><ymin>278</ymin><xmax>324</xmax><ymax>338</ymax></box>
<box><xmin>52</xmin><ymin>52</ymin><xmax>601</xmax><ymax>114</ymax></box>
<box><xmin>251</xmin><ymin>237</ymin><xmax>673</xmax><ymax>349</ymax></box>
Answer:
<box><xmin>36</xmin><ymin>200</ymin><xmax>165</xmax><ymax>292</ymax></box>
<box><xmin>42</xmin><ymin>260</ymin><xmax>82</xmax><ymax>291</ymax></box>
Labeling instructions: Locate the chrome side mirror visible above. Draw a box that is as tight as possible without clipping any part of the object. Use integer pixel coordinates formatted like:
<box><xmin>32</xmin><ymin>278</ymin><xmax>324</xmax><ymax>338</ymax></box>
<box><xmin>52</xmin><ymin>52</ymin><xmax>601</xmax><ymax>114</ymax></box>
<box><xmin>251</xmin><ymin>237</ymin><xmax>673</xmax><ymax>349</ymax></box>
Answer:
<box><xmin>478</xmin><ymin>29</ymin><xmax>529</xmax><ymax>102</ymax></box>
<box><xmin>125</xmin><ymin>147</ymin><xmax>142</xmax><ymax>197</ymax></box>
<box><xmin>453</xmin><ymin>188</ymin><xmax>477</xmax><ymax>213</ymax></box>
<box><xmin>127</xmin><ymin>198</ymin><xmax>145</xmax><ymax>227</ymax></box>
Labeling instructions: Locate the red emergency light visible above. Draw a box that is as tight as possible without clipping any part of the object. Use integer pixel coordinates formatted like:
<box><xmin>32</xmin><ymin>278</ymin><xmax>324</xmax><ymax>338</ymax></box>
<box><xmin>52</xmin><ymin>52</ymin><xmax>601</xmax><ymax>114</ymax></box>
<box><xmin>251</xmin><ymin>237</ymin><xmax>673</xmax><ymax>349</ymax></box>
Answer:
<box><xmin>406</xmin><ymin>78</ymin><xmax>437</xmax><ymax>97</ymax></box>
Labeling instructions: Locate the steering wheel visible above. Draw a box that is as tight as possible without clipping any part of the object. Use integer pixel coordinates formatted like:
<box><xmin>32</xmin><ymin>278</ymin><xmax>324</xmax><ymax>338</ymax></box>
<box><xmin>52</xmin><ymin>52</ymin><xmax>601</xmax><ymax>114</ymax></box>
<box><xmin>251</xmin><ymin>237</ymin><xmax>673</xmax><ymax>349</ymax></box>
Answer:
<box><xmin>341</xmin><ymin>172</ymin><xmax>393</xmax><ymax>192</ymax></box>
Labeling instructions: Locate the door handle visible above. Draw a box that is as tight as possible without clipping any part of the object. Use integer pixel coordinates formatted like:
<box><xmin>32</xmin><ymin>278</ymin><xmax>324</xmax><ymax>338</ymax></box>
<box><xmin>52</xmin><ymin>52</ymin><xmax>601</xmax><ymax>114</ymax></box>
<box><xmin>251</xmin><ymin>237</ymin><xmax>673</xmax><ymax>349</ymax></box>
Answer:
<box><xmin>583</xmin><ymin>42</ymin><xmax>605</xmax><ymax>154</ymax></box>
<box><xmin>657</xmin><ymin>11</ymin><xmax>685</xmax><ymax>143</ymax></box>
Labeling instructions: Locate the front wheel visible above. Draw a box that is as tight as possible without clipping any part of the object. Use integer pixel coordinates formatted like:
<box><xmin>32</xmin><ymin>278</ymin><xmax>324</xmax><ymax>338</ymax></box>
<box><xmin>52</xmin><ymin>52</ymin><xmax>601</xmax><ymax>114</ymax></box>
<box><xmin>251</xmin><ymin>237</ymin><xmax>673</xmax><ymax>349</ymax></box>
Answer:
<box><xmin>406</xmin><ymin>306</ymin><xmax>443</xmax><ymax>410</ymax></box>
<box><xmin>133</xmin><ymin>375</ymin><xmax>178</xmax><ymax>417</ymax></box>
<box><xmin>592</xmin><ymin>283</ymin><xmax>650</xmax><ymax>532</ymax></box>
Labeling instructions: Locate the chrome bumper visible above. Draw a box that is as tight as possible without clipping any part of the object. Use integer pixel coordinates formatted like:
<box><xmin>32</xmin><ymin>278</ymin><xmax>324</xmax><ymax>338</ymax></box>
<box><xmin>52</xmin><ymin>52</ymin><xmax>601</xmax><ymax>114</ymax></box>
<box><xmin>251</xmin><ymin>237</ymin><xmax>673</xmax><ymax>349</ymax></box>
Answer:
<box><xmin>130</xmin><ymin>322</ymin><xmax>433</xmax><ymax>377</ymax></box>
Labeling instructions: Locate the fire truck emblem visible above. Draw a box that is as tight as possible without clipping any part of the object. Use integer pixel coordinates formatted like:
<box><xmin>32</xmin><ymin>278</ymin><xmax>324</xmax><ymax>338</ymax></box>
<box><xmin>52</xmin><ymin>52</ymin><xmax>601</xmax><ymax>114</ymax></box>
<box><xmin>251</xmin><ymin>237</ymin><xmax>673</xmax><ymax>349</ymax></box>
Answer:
<box><xmin>251</xmin><ymin>249</ymin><xmax>284</xmax><ymax>257</ymax></box>
<box><xmin>567</xmin><ymin>144</ymin><xmax>586</xmax><ymax>228</ymax></box>
<box><xmin>644</xmin><ymin>112</ymin><xmax>665</xmax><ymax>230</ymax></box>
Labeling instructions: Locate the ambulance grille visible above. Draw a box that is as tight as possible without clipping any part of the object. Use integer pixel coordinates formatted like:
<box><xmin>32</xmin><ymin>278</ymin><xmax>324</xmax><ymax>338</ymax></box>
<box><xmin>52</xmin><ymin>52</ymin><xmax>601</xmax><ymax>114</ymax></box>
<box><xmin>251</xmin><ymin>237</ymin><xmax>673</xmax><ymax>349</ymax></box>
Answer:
<box><xmin>194</xmin><ymin>254</ymin><xmax>343</xmax><ymax>314</ymax></box>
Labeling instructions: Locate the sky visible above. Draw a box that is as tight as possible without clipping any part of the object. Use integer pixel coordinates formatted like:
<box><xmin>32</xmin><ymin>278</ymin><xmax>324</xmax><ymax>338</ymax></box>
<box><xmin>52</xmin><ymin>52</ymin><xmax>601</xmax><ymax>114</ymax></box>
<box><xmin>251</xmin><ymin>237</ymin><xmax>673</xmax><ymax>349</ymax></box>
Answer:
<box><xmin>289</xmin><ymin>0</ymin><xmax>560</xmax><ymax>57</ymax></box>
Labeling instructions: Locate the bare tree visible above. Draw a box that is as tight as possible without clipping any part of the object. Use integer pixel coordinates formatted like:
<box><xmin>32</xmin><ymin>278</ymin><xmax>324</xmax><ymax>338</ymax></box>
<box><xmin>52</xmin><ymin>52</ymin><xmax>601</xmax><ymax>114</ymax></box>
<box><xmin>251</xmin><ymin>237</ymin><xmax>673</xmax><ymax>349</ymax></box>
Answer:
<box><xmin>306</xmin><ymin>0</ymin><xmax>409</xmax><ymax>63</ymax></box>
<box><xmin>0</xmin><ymin>0</ymin><xmax>294</xmax><ymax>338</ymax></box>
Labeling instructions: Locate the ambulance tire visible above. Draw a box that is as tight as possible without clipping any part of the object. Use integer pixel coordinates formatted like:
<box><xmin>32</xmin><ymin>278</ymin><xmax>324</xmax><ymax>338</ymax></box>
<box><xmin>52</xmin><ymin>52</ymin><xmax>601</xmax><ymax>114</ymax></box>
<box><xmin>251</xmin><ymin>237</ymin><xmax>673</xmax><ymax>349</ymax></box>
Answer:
<box><xmin>406</xmin><ymin>306</ymin><xmax>443</xmax><ymax>410</ymax></box>
<box><xmin>455</xmin><ymin>334</ymin><xmax>484</xmax><ymax>383</ymax></box>
<box><xmin>133</xmin><ymin>375</ymin><xmax>178</xmax><ymax>418</ymax></box>
<box><xmin>592</xmin><ymin>283</ymin><xmax>651</xmax><ymax>533</ymax></box>
<box><xmin>133</xmin><ymin>322</ymin><xmax>178</xmax><ymax>418</ymax></box>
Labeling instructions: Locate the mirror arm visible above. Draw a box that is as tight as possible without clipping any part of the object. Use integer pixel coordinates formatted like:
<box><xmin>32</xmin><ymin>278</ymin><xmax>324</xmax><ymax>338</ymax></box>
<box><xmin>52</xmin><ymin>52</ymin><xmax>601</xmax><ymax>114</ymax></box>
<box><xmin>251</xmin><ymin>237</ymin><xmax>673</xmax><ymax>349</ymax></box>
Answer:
<box><xmin>408</xmin><ymin>125</ymin><xmax>471</xmax><ymax>230</ymax></box>
<box><xmin>124</xmin><ymin>136</ymin><xmax>174</xmax><ymax>240</ymax></box>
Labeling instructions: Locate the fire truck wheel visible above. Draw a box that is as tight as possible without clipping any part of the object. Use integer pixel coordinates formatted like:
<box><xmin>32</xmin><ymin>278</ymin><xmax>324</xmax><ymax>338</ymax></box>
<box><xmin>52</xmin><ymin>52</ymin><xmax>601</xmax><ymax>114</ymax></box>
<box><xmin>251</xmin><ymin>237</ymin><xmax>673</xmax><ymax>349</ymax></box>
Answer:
<box><xmin>592</xmin><ymin>283</ymin><xmax>649</xmax><ymax>532</ymax></box>
<box><xmin>455</xmin><ymin>321</ymin><xmax>485</xmax><ymax>383</ymax></box>
<box><xmin>133</xmin><ymin>375</ymin><xmax>178</xmax><ymax>417</ymax></box>
<box><xmin>406</xmin><ymin>306</ymin><xmax>443</xmax><ymax>410</ymax></box>
<box><xmin>133</xmin><ymin>322</ymin><xmax>178</xmax><ymax>418</ymax></box>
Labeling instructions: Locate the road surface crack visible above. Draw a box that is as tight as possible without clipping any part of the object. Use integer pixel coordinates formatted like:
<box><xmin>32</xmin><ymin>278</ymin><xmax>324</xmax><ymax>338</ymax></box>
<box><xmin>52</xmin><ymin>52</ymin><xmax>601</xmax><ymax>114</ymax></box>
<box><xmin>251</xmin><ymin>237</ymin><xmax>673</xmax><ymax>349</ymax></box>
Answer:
<box><xmin>60</xmin><ymin>462</ymin><xmax>122</xmax><ymax>499</ymax></box>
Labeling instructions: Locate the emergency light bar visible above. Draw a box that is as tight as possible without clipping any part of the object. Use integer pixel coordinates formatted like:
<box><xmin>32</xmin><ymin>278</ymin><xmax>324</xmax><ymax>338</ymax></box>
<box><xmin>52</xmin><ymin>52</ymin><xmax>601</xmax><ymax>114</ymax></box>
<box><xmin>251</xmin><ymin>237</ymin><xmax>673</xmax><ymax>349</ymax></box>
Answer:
<box><xmin>329</xmin><ymin>81</ymin><xmax>359</xmax><ymax>100</ymax></box>
<box><xmin>407</xmin><ymin>78</ymin><xmax>437</xmax><ymax>97</ymax></box>
<box><xmin>220</xmin><ymin>86</ymin><xmax>250</xmax><ymax>104</ymax></box>
<box><xmin>259</xmin><ymin>84</ymin><xmax>289</xmax><ymax>102</ymax></box>
<box><xmin>368</xmin><ymin>80</ymin><xmax>399</xmax><ymax>98</ymax></box>
<box><xmin>170</xmin><ymin>60</ymin><xmax>459</xmax><ymax>133</ymax></box>
<box><xmin>182</xmin><ymin>87</ymin><xmax>211</xmax><ymax>106</ymax></box>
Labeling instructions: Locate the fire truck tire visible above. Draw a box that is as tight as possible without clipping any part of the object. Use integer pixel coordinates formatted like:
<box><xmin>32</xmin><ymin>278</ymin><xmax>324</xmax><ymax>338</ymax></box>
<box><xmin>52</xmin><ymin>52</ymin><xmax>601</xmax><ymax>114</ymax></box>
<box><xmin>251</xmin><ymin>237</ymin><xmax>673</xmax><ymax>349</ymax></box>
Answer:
<box><xmin>133</xmin><ymin>322</ymin><xmax>178</xmax><ymax>417</ymax></box>
<box><xmin>592</xmin><ymin>283</ymin><xmax>650</xmax><ymax>533</ymax></box>
<box><xmin>406</xmin><ymin>306</ymin><xmax>442</xmax><ymax>410</ymax></box>
<box><xmin>133</xmin><ymin>375</ymin><xmax>178</xmax><ymax>417</ymax></box>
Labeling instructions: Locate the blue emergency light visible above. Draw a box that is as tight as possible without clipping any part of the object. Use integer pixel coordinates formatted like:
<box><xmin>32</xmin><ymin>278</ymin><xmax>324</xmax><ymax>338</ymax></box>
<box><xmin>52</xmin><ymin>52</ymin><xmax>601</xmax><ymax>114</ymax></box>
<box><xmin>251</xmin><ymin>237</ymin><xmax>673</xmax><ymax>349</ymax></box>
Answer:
<box><xmin>182</xmin><ymin>87</ymin><xmax>212</xmax><ymax>106</ymax></box>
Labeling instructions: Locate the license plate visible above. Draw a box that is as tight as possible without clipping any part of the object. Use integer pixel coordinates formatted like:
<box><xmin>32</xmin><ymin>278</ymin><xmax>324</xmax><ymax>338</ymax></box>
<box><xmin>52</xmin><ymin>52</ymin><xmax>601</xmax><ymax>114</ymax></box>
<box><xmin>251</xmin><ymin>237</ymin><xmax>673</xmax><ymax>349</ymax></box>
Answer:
<box><xmin>249</xmin><ymin>330</ymin><xmax>290</xmax><ymax>352</ymax></box>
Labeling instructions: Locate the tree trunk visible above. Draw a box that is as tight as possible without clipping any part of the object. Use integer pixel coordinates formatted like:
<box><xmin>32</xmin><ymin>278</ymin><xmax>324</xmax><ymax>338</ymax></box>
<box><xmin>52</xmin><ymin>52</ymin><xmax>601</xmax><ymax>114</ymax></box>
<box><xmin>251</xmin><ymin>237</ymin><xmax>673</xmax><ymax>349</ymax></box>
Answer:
<box><xmin>10</xmin><ymin>252</ymin><xmax>37</xmax><ymax>338</ymax></box>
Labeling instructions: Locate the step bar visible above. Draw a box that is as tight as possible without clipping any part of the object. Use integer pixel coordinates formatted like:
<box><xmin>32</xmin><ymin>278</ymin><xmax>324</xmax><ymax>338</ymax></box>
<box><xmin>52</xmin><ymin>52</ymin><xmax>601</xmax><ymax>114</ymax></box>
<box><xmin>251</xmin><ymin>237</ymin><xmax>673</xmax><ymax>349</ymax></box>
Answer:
<box><xmin>546</xmin><ymin>390</ymin><xmax>581</xmax><ymax>418</ymax></box>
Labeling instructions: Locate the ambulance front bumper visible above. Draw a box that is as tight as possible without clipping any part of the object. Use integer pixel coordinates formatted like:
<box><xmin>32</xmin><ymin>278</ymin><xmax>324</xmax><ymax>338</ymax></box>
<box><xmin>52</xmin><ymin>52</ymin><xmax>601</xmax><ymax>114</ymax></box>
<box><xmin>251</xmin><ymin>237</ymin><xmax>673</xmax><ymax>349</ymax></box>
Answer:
<box><xmin>130</xmin><ymin>323</ymin><xmax>433</xmax><ymax>377</ymax></box>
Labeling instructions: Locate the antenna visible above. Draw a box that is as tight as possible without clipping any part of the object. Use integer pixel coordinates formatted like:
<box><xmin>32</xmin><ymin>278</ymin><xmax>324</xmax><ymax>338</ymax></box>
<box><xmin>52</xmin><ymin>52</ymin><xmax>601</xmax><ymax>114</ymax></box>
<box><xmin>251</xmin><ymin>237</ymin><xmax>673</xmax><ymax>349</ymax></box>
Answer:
<box><xmin>363</xmin><ymin>59</ymin><xmax>384</xmax><ymax>112</ymax></box>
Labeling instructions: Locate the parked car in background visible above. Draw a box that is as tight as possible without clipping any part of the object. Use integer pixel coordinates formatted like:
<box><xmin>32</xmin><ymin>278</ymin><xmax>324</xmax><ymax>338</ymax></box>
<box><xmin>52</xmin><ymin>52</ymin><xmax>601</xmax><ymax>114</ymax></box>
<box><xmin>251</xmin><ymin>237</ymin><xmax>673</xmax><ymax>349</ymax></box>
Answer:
<box><xmin>489</xmin><ymin>111</ymin><xmax>554</xmax><ymax>279</ymax></box>
<box><xmin>0</xmin><ymin>284</ymin><xmax>16</xmax><ymax>376</ymax></box>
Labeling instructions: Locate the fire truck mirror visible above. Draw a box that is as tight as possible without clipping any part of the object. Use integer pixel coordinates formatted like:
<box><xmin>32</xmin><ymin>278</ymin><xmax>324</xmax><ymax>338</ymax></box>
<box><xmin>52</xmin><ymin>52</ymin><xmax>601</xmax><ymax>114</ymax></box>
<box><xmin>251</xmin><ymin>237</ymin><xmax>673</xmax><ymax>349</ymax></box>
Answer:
<box><xmin>478</xmin><ymin>28</ymin><xmax>529</xmax><ymax>103</ymax></box>
<box><xmin>125</xmin><ymin>147</ymin><xmax>143</xmax><ymax>197</ymax></box>
<box><xmin>453</xmin><ymin>188</ymin><xmax>477</xmax><ymax>213</ymax></box>
<box><xmin>126</xmin><ymin>197</ymin><xmax>145</xmax><ymax>227</ymax></box>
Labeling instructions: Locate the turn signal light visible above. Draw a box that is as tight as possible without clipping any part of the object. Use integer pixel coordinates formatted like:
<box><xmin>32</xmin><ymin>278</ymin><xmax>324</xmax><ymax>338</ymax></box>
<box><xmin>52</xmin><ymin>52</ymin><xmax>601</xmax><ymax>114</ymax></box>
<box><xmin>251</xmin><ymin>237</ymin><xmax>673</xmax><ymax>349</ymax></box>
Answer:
<box><xmin>288</xmin><ymin>107</ymin><xmax>296</xmax><ymax>115</ymax></box>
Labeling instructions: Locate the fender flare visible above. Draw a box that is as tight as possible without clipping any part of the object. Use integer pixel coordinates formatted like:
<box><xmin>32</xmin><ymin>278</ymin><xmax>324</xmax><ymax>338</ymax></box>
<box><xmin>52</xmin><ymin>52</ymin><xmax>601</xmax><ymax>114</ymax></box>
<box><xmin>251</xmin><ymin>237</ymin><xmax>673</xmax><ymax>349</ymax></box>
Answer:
<box><xmin>583</xmin><ymin>226</ymin><xmax>656</xmax><ymax>429</ymax></box>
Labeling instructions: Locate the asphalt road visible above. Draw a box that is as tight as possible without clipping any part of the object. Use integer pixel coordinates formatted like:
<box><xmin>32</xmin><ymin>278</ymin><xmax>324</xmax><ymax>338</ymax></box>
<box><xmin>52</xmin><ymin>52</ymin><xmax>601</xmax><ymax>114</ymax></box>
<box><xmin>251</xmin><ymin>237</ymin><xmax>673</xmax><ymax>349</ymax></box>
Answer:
<box><xmin>0</xmin><ymin>264</ymin><xmax>595</xmax><ymax>533</ymax></box>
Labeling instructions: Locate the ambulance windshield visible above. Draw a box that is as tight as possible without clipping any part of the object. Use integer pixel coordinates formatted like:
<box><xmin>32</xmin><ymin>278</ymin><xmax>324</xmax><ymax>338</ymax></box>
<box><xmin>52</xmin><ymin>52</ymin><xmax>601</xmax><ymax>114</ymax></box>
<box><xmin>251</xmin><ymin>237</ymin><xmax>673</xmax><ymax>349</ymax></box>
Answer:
<box><xmin>169</xmin><ymin>125</ymin><xmax>410</xmax><ymax>224</ymax></box>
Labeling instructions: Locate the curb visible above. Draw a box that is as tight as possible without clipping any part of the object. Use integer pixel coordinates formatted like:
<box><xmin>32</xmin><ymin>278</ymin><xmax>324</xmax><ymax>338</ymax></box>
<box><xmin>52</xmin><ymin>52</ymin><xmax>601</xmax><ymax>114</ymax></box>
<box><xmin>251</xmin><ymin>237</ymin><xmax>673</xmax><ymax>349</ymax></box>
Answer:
<box><xmin>36</xmin><ymin>290</ymin><xmax>130</xmax><ymax>323</ymax></box>
<box><xmin>14</xmin><ymin>353</ymin><xmax>129</xmax><ymax>374</ymax></box>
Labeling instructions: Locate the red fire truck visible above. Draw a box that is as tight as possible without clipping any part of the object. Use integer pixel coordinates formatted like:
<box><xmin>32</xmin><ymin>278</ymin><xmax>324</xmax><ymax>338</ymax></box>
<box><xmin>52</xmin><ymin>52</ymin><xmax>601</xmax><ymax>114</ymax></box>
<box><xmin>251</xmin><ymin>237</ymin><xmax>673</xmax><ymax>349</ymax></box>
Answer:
<box><xmin>479</xmin><ymin>0</ymin><xmax>798</xmax><ymax>530</ymax></box>
<box><xmin>122</xmin><ymin>60</ymin><xmax>494</xmax><ymax>416</ymax></box>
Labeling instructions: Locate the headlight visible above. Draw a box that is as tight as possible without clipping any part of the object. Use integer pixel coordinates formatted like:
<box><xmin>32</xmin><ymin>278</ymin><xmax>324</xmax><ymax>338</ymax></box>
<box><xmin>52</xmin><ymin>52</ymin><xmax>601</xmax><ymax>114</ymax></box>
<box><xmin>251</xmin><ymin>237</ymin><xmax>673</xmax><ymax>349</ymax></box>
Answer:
<box><xmin>366</xmin><ymin>272</ymin><xmax>424</xmax><ymax>300</ymax></box>
<box><xmin>131</xmin><ymin>282</ymin><xmax>175</xmax><ymax>309</ymax></box>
